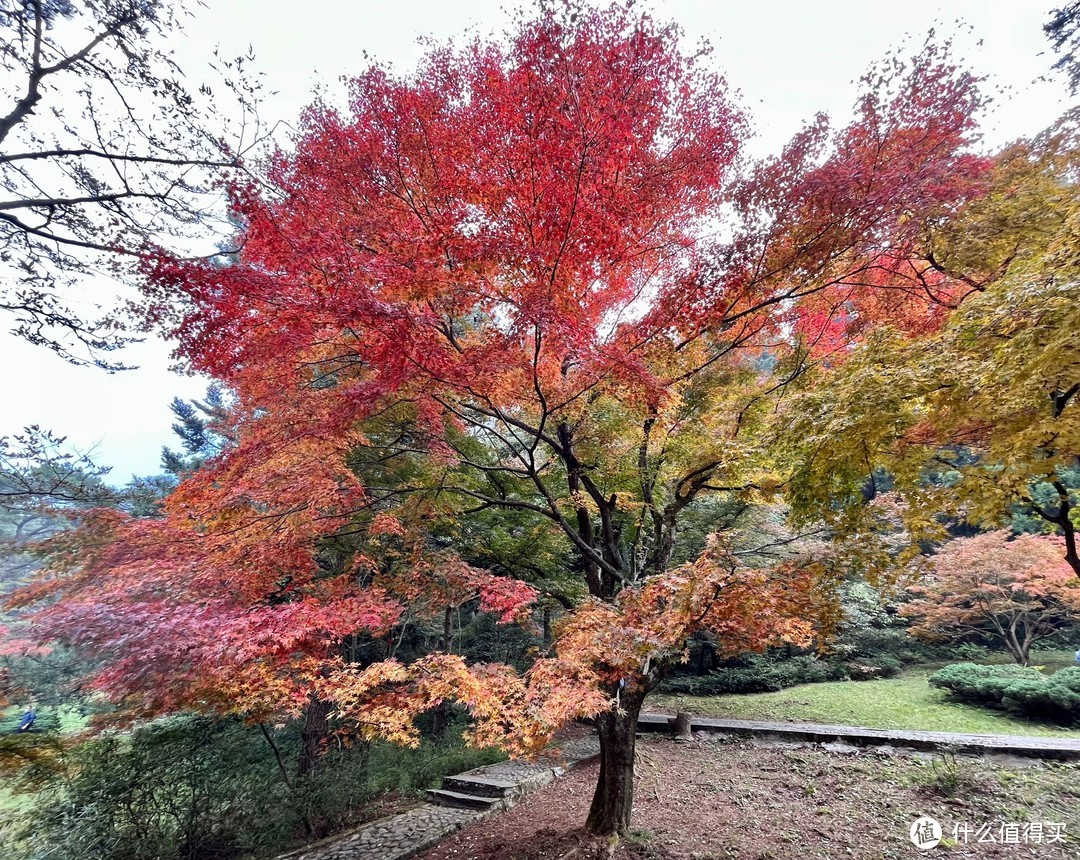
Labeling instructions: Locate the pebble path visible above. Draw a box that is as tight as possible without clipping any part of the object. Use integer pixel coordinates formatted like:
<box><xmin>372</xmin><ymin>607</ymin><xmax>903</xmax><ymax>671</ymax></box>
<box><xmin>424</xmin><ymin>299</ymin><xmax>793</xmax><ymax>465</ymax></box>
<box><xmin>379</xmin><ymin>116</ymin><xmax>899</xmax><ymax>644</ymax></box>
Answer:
<box><xmin>273</xmin><ymin>735</ymin><xmax>601</xmax><ymax>860</ymax></box>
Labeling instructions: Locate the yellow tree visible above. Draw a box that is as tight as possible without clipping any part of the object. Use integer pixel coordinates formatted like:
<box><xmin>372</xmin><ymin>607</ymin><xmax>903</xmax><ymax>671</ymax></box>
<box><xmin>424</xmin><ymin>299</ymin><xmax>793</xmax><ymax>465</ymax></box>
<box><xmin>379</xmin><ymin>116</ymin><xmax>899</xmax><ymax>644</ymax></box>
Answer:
<box><xmin>785</xmin><ymin>114</ymin><xmax>1080</xmax><ymax>575</ymax></box>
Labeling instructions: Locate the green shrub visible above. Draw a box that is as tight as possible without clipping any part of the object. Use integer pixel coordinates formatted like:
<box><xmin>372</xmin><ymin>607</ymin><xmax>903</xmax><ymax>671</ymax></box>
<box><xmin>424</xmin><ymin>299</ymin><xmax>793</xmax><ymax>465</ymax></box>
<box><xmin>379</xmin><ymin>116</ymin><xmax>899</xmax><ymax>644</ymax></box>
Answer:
<box><xmin>847</xmin><ymin>656</ymin><xmax>903</xmax><ymax>681</ymax></box>
<box><xmin>662</xmin><ymin>654</ymin><xmax>849</xmax><ymax>695</ymax></box>
<box><xmin>929</xmin><ymin>663</ymin><xmax>1080</xmax><ymax>725</ymax></box>
<box><xmin>1001</xmin><ymin>667</ymin><xmax>1080</xmax><ymax>724</ymax></box>
<box><xmin>951</xmin><ymin>643</ymin><xmax>992</xmax><ymax>662</ymax></box>
<box><xmin>7</xmin><ymin>712</ymin><xmax>506</xmax><ymax>860</ymax></box>
<box><xmin>928</xmin><ymin>662</ymin><xmax>1040</xmax><ymax>706</ymax></box>
<box><xmin>1050</xmin><ymin>666</ymin><xmax>1080</xmax><ymax>692</ymax></box>
<box><xmin>878</xmin><ymin>655</ymin><xmax>904</xmax><ymax>675</ymax></box>
<box><xmin>661</xmin><ymin>648</ymin><xmax>914</xmax><ymax>696</ymax></box>
<box><xmin>9</xmin><ymin>715</ymin><xmax>288</xmax><ymax>860</ymax></box>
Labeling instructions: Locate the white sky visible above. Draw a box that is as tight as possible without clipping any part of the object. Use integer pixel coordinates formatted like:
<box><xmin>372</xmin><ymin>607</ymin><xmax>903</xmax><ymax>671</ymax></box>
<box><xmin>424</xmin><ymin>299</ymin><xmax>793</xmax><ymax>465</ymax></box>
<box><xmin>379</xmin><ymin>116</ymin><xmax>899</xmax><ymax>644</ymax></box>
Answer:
<box><xmin>2</xmin><ymin>0</ymin><xmax>1072</xmax><ymax>483</ymax></box>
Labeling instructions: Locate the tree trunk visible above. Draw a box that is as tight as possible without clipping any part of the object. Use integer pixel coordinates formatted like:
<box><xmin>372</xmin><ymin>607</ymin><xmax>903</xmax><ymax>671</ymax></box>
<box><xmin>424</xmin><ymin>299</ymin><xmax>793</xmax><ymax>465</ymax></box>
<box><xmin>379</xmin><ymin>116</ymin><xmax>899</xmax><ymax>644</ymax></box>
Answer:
<box><xmin>442</xmin><ymin>605</ymin><xmax>454</xmax><ymax>653</ymax></box>
<box><xmin>297</xmin><ymin>697</ymin><xmax>334</xmax><ymax>778</ymax></box>
<box><xmin>1005</xmin><ymin>621</ymin><xmax>1031</xmax><ymax>667</ymax></box>
<box><xmin>1005</xmin><ymin>638</ymin><xmax>1029</xmax><ymax>666</ymax></box>
<box><xmin>585</xmin><ymin>687</ymin><xmax>645</xmax><ymax>836</ymax></box>
<box><xmin>430</xmin><ymin>701</ymin><xmax>451</xmax><ymax>739</ymax></box>
<box><xmin>1063</xmin><ymin>515</ymin><xmax>1079</xmax><ymax>576</ymax></box>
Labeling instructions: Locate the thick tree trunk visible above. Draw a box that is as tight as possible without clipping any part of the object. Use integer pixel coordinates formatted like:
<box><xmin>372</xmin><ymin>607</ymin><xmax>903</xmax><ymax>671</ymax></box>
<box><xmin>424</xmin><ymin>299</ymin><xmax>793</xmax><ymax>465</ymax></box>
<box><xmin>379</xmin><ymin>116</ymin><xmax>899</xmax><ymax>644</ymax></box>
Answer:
<box><xmin>430</xmin><ymin>701</ymin><xmax>451</xmax><ymax>739</ymax></box>
<box><xmin>585</xmin><ymin>688</ymin><xmax>645</xmax><ymax>836</ymax></box>
<box><xmin>297</xmin><ymin>697</ymin><xmax>334</xmax><ymax>778</ymax></box>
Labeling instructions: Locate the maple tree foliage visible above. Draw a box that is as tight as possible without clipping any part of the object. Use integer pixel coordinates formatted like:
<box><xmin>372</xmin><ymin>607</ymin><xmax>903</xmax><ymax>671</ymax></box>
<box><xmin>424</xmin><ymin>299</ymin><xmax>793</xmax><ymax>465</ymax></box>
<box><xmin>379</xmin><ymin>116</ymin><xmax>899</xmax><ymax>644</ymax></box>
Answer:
<box><xmin>785</xmin><ymin>111</ymin><xmax>1080</xmax><ymax>578</ymax></box>
<box><xmin>8</xmin><ymin>4</ymin><xmax>994</xmax><ymax>837</ymax></box>
<box><xmin>320</xmin><ymin>535</ymin><xmax>826</xmax><ymax>755</ymax></box>
<box><xmin>902</xmin><ymin>530</ymin><xmax>1080</xmax><ymax>666</ymax></box>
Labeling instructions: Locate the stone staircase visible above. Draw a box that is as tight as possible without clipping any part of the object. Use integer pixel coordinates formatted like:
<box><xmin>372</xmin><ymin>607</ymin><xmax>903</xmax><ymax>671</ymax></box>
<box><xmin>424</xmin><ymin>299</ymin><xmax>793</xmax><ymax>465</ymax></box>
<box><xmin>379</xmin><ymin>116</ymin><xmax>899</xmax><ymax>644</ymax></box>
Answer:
<box><xmin>424</xmin><ymin>735</ymin><xmax>599</xmax><ymax>813</ymax></box>
<box><xmin>273</xmin><ymin>734</ymin><xmax>600</xmax><ymax>860</ymax></box>
<box><xmin>426</xmin><ymin>774</ymin><xmax>520</xmax><ymax>810</ymax></box>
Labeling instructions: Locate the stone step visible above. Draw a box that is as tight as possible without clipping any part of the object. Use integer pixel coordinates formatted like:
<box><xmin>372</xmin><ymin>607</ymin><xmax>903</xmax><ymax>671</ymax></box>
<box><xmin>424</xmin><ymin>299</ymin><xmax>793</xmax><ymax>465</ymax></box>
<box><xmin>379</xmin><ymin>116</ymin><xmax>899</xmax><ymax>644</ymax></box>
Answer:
<box><xmin>425</xmin><ymin>788</ymin><xmax>504</xmax><ymax>811</ymax></box>
<box><xmin>442</xmin><ymin>774</ymin><xmax>520</xmax><ymax>798</ymax></box>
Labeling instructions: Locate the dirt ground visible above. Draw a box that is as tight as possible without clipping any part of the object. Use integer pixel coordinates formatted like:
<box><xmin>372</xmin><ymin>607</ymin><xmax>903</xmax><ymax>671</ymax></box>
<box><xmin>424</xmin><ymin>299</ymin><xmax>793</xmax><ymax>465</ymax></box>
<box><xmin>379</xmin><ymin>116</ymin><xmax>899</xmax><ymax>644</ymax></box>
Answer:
<box><xmin>420</xmin><ymin>735</ymin><xmax>1080</xmax><ymax>860</ymax></box>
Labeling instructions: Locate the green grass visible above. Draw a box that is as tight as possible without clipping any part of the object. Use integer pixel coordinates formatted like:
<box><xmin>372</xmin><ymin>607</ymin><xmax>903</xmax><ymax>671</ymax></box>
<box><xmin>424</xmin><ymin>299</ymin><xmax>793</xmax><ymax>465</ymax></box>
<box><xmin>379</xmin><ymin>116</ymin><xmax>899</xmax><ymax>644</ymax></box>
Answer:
<box><xmin>652</xmin><ymin>652</ymin><xmax>1080</xmax><ymax>739</ymax></box>
<box><xmin>0</xmin><ymin>784</ymin><xmax>26</xmax><ymax>812</ymax></box>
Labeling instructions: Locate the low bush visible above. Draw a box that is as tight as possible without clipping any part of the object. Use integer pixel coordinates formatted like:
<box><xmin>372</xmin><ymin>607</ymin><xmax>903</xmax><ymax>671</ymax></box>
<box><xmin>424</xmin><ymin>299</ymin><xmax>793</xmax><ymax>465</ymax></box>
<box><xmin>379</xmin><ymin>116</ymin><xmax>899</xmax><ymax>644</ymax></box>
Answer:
<box><xmin>662</xmin><ymin>647</ymin><xmax>910</xmax><ymax>696</ymax></box>
<box><xmin>927</xmin><ymin>663</ymin><xmax>1040</xmax><ymax>706</ymax></box>
<box><xmin>662</xmin><ymin>654</ymin><xmax>850</xmax><ymax>696</ymax></box>
<box><xmin>847</xmin><ymin>656</ymin><xmax>903</xmax><ymax>681</ymax></box>
<box><xmin>1000</xmin><ymin>667</ymin><xmax>1080</xmax><ymax>723</ymax></box>
<box><xmin>929</xmin><ymin>663</ymin><xmax>1080</xmax><ymax>725</ymax></box>
<box><xmin>10</xmin><ymin>715</ymin><xmax>287</xmax><ymax>860</ymax></box>
<box><xmin>6</xmin><ymin>712</ymin><xmax>504</xmax><ymax>860</ymax></box>
<box><xmin>950</xmin><ymin>643</ymin><xmax>993</xmax><ymax>662</ymax></box>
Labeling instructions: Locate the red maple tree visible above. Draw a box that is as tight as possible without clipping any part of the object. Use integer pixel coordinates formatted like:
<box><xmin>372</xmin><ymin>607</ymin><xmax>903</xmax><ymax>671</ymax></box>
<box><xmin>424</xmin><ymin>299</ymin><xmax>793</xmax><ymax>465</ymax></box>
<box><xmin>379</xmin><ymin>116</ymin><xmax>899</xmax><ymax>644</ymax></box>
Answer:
<box><xmin>11</xmin><ymin>4</ymin><xmax>990</xmax><ymax>836</ymax></box>
<box><xmin>904</xmin><ymin>531</ymin><xmax>1080</xmax><ymax>666</ymax></box>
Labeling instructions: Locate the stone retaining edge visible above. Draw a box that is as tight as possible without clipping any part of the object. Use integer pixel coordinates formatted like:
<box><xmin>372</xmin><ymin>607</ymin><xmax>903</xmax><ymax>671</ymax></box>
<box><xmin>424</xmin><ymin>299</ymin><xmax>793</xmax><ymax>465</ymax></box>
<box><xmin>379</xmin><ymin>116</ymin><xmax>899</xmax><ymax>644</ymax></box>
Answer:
<box><xmin>638</xmin><ymin>712</ymin><xmax>1080</xmax><ymax>760</ymax></box>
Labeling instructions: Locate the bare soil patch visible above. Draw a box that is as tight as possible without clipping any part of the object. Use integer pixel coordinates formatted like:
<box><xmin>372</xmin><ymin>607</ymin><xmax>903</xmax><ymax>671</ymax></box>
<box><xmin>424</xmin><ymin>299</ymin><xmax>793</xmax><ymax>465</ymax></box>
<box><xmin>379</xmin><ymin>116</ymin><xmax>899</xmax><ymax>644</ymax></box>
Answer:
<box><xmin>420</xmin><ymin>736</ymin><xmax>1080</xmax><ymax>860</ymax></box>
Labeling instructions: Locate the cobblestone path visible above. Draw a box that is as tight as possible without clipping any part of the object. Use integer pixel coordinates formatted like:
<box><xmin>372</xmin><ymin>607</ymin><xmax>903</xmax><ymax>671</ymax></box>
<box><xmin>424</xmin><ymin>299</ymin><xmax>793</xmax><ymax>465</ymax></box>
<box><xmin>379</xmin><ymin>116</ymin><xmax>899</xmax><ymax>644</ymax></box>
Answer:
<box><xmin>273</xmin><ymin>735</ymin><xmax>600</xmax><ymax>860</ymax></box>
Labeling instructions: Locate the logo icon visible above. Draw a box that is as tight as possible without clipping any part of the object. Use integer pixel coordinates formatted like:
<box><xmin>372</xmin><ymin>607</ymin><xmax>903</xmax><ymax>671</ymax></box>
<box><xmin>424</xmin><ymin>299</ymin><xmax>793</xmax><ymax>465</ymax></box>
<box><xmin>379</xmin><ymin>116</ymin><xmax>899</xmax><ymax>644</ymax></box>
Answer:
<box><xmin>910</xmin><ymin>816</ymin><xmax>943</xmax><ymax>850</ymax></box>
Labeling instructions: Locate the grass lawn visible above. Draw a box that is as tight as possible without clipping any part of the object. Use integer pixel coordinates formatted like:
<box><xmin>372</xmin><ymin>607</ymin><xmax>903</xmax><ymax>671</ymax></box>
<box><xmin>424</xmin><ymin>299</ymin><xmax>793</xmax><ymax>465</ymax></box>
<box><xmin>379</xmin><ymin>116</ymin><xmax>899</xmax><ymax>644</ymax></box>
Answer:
<box><xmin>651</xmin><ymin>651</ymin><xmax>1080</xmax><ymax>739</ymax></box>
<box><xmin>0</xmin><ymin>782</ymin><xmax>31</xmax><ymax>816</ymax></box>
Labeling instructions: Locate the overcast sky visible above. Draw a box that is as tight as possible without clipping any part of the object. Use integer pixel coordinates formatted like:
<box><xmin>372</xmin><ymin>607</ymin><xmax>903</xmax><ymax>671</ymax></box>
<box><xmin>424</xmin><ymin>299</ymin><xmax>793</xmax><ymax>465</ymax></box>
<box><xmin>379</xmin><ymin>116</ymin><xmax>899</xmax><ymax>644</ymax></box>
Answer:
<box><xmin>2</xmin><ymin>0</ymin><xmax>1072</xmax><ymax>484</ymax></box>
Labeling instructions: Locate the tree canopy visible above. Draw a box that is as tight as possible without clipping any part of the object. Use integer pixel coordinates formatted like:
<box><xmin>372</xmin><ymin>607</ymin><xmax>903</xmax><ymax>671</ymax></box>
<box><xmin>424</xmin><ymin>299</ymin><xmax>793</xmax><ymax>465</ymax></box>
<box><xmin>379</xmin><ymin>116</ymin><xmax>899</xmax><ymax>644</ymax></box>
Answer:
<box><xmin>7</xmin><ymin>2</ymin><xmax>1012</xmax><ymax>837</ymax></box>
<box><xmin>784</xmin><ymin>113</ymin><xmax>1080</xmax><ymax>577</ymax></box>
<box><xmin>903</xmin><ymin>530</ymin><xmax>1080</xmax><ymax>666</ymax></box>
